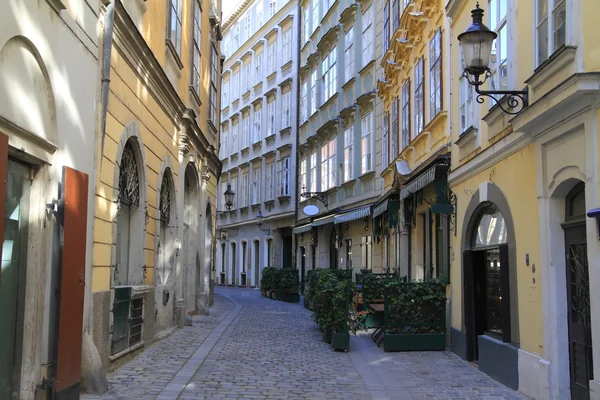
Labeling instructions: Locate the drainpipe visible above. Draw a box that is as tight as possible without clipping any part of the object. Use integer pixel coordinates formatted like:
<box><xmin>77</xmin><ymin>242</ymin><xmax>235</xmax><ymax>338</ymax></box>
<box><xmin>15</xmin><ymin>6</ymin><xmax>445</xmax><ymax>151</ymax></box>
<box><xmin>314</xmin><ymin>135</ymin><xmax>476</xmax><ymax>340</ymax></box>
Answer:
<box><xmin>293</xmin><ymin>3</ymin><xmax>301</xmax><ymax>272</ymax></box>
<box><xmin>99</xmin><ymin>1</ymin><xmax>115</xmax><ymax>168</ymax></box>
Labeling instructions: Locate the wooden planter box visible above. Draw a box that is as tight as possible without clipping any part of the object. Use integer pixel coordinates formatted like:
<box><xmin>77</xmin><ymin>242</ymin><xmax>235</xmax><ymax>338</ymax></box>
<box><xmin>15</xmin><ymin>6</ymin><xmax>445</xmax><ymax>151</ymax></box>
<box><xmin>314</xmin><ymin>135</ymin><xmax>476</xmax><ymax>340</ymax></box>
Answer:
<box><xmin>282</xmin><ymin>293</ymin><xmax>299</xmax><ymax>303</ymax></box>
<box><xmin>331</xmin><ymin>331</ymin><xmax>350</xmax><ymax>352</ymax></box>
<box><xmin>383</xmin><ymin>332</ymin><xmax>445</xmax><ymax>352</ymax></box>
<box><xmin>303</xmin><ymin>295</ymin><xmax>310</xmax><ymax>309</ymax></box>
<box><xmin>270</xmin><ymin>291</ymin><xmax>277</xmax><ymax>299</ymax></box>
<box><xmin>322</xmin><ymin>327</ymin><xmax>333</xmax><ymax>344</ymax></box>
<box><xmin>364</xmin><ymin>313</ymin><xmax>384</xmax><ymax>328</ymax></box>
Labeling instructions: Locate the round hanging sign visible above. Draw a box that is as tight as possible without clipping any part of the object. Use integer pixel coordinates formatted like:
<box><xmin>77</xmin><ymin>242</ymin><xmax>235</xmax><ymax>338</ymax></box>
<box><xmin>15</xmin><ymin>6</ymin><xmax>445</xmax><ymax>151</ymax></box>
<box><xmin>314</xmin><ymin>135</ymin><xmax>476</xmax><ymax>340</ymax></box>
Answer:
<box><xmin>303</xmin><ymin>204</ymin><xmax>320</xmax><ymax>216</ymax></box>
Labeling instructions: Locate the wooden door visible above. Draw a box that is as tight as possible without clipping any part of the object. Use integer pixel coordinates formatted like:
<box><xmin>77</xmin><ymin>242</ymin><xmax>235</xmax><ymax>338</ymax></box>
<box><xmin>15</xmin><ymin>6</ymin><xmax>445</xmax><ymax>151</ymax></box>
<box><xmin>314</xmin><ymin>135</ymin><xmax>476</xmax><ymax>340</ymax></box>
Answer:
<box><xmin>564</xmin><ymin>223</ymin><xmax>593</xmax><ymax>400</ymax></box>
<box><xmin>55</xmin><ymin>167</ymin><xmax>89</xmax><ymax>399</ymax></box>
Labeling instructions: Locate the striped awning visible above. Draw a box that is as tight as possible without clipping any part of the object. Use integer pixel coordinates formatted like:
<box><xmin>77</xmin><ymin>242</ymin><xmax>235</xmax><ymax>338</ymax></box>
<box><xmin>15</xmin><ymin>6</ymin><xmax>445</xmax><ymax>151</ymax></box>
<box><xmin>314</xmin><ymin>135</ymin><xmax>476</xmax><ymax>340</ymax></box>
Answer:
<box><xmin>334</xmin><ymin>206</ymin><xmax>371</xmax><ymax>225</ymax></box>
<box><xmin>312</xmin><ymin>215</ymin><xmax>335</xmax><ymax>226</ymax></box>
<box><xmin>292</xmin><ymin>224</ymin><xmax>312</xmax><ymax>234</ymax></box>
<box><xmin>373</xmin><ymin>200</ymin><xmax>389</xmax><ymax>219</ymax></box>
<box><xmin>400</xmin><ymin>165</ymin><xmax>437</xmax><ymax>200</ymax></box>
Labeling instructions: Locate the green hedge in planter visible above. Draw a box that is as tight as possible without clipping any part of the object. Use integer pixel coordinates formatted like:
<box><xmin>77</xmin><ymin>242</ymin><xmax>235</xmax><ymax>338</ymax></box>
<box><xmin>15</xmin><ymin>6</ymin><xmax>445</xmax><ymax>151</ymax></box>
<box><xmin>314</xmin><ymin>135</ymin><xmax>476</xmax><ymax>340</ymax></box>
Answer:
<box><xmin>260</xmin><ymin>267</ymin><xmax>281</xmax><ymax>295</ymax></box>
<box><xmin>311</xmin><ymin>271</ymin><xmax>355</xmax><ymax>338</ymax></box>
<box><xmin>260</xmin><ymin>267</ymin><xmax>299</xmax><ymax>302</ymax></box>
<box><xmin>383</xmin><ymin>332</ymin><xmax>445</xmax><ymax>351</ymax></box>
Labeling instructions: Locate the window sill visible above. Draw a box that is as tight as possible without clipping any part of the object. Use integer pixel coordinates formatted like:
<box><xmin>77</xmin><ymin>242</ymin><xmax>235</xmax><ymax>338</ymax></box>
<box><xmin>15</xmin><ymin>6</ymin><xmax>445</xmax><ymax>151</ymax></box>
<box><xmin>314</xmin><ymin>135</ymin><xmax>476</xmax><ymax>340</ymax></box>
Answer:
<box><xmin>242</xmin><ymin>89</ymin><xmax>251</xmax><ymax>99</ymax></box>
<box><xmin>264</xmin><ymin>199</ymin><xmax>275</xmax><ymax>208</ymax></box>
<box><xmin>207</xmin><ymin>119</ymin><xmax>218</xmax><ymax>135</ymax></box>
<box><xmin>241</xmin><ymin>147</ymin><xmax>250</xmax><ymax>156</ymax></box>
<box><xmin>46</xmin><ymin>0</ymin><xmax>66</xmax><ymax>13</ymax></box>
<box><xmin>525</xmin><ymin>45</ymin><xmax>577</xmax><ymax>91</ymax></box>
<box><xmin>251</xmin><ymin>203</ymin><xmax>261</xmax><ymax>212</ymax></box>
<box><xmin>252</xmin><ymin>141</ymin><xmax>262</xmax><ymax>151</ymax></box>
<box><xmin>264</xmin><ymin>133</ymin><xmax>276</xmax><ymax>143</ymax></box>
<box><xmin>301</xmin><ymin>40</ymin><xmax>311</xmax><ymax>53</ymax></box>
<box><xmin>189</xmin><ymin>86</ymin><xmax>202</xmax><ymax>107</ymax></box>
<box><xmin>342</xmin><ymin>77</ymin><xmax>356</xmax><ymax>90</ymax></box>
<box><xmin>320</xmin><ymin>92</ymin><xmax>339</xmax><ymax>110</ymax></box>
<box><xmin>359</xmin><ymin>170</ymin><xmax>375</xmax><ymax>180</ymax></box>
<box><xmin>299</xmin><ymin>119</ymin><xmax>309</xmax><ymax>129</ymax></box>
<box><xmin>165</xmin><ymin>39</ymin><xmax>184</xmax><ymax>70</ymax></box>
<box><xmin>253</xmin><ymin>81</ymin><xmax>263</xmax><ymax>91</ymax></box>
<box><xmin>239</xmin><ymin>206</ymin><xmax>249</xmax><ymax>213</ymax></box>
<box><xmin>266</xmin><ymin>71</ymin><xmax>277</xmax><ymax>82</ymax></box>
<box><xmin>277</xmin><ymin>195</ymin><xmax>291</xmax><ymax>204</ymax></box>
<box><xmin>341</xmin><ymin>178</ymin><xmax>355</xmax><ymax>188</ymax></box>
<box><xmin>455</xmin><ymin>126</ymin><xmax>478</xmax><ymax>149</ymax></box>
<box><xmin>109</xmin><ymin>341</ymin><xmax>145</xmax><ymax>362</ymax></box>
<box><xmin>281</xmin><ymin>60</ymin><xmax>293</xmax><ymax>72</ymax></box>
<box><xmin>359</xmin><ymin>59</ymin><xmax>375</xmax><ymax>76</ymax></box>
<box><xmin>279</xmin><ymin>126</ymin><xmax>292</xmax><ymax>137</ymax></box>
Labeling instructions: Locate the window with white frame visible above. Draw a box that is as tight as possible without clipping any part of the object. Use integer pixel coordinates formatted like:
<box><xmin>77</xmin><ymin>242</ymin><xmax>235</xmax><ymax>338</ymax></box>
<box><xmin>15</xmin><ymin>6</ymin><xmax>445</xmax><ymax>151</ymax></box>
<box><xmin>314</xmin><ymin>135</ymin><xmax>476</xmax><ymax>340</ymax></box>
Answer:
<box><xmin>401</xmin><ymin>0</ymin><xmax>410</xmax><ymax>12</ymax></box>
<box><xmin>209</xmin><ymin>45</ymin><xmax>218</xmax><ymax>125</ymax></box>
<box><xmin>231</xmin><ymin>122</ymin><xmax>239</xmax><ymax>154</ymax></box>
<box><xmin>401</xmin><ymin>80</ymin><xmax>410</xmax><ymax>149</ymax></box>
<box><xmin>277</xmin><ymin>158</ymin><xmax>290</xmax><ymax>196</ymax></box>
<box><xmin>361</xmin><ymin>112</ymin><xmax>373</xmax><ymax>173</ymax></box>
<box><xmin>242</xmin><ymin>115</ymin><xmax>250</xmax><ymax>148</ymax></box>
<box><xmin>489</xmin><ymin>0</ymin><xmax>508</xmax><ymax>92</ymax></box>
<box><xmin>230</xmin><ymin>176</ymin><xmax>237</xmax><ymax>209</ymax></box>
<box><xmin>310</xmin><ymin>152</ymin><xmax>317</xmax><ymax>192</ymax></box>
<box><xmin>282</xmin><ymin>91</ymin><xmax>291</xmax><ymax>128</ymax></box>
<box><xmin>383</xmin><ymin>1</ymin><xmax>390</xmax><ymax>54</ymax></box>
<box><xmin>459</xmin><ymin>49</ymin><xmax>476</xmax><ymax>133</ymax></box>
<box><xmin>191</xmin><ymin>0</ymin><xmax>202</xmax><ymax>95</ymax></box>
<box><xmin>300</xmin><ymin>80</ymin><xmax>308</xmax><ymax>121</ymax></box>
<box><xmin>168</xmin><ymin>0</ymin><xmax>183</xmax><ymax>55</ymax></box>
<box><xmin>312</xmin><ymin>0</ymin><xmax>319</xmax><ymax>34</ymax></box>
<box><xmin>429</xmin><ymin>29</ymin><xmax>442</xmax><ymax>120</ymax></box>
<box><xmin>256</xmin><ymin>1</ymin><xmax>263</xmax><ymax>26</ymax></box>
<box><xmin>537</xmin><ymin>0</ymin><xmax>566</xmax><ymax>65</ymax></box>
<box><xmin>282</xmin><ymin>29</ymin><xmax>292</xmax><ymax>63</ymax></box>
<box><xmin>220</xmin><ymin>129</ymin><xmax>228</xmax><ymax>158</ymax></box>
<box><xmin>252</xmin><ymin>168</ymin><xmax>261</xmax><ymax>204</ymax></box>
<box><xmin>310</xmin><ymin>68</ymin><xmax>318</xmax><ymax>114</ymax></box>
<box><xmin>345</xmin><ymin>28</ymin><xmax>354</xmax><ymax>82</ymax></box>
<box><xmin>269</xmin><ymin>0</ymin><xmax>277</xmax><ymax>17</ymax></box>
<box><xmin>382</xmin><ymin>112</ymin><xmax>389</xmax><ymax>167</ymax></box>
<box><xmin>222</xmin><ymin>80</ymin><xmax>230</xmax><ymax>108</ymax></box>
<box><xmin>241</xmin><ymin>172</ymin><xmax>249</xmax><ymax>207</ymax></box>
<box><xmin>244</xmin><ymin>12</ymin><xmax>251</xmax><ymax>41</ymax></box>
<box><xmin>253</xmin><ymin>108</ymin><xmax>261</xmax><ymax>143</ymax></box>
<box><xmin>344</xmin><ymin>126</ymin><xmax>354</xmax><ymax>181</ymax></box>
<box><xmin>302</xmin><ymin>6</ymin><xmax>309</xmax><ymax>45</ymax></box>
<box><xmin>254</xmin><ymin>53</ymin><xmax>262</xmax><ymax>84</ymax></box>
<box><xmin>361</xmin><ymin>6</ymin><xmax>373</xmax><ymax>67</ymax></box>
<box><xmin>323</xmin><ymin>0</ymin><xmax>333</xmax><ymax>14</ymax></box>
<box><xmin>234</xmin><ymin>24</ymin><xmax>240</xmax><ymax>48</ymax></box>
<box><xmin>268</xmin><ymin>41</ymin><xmax>277</xmax><ymax>74</ymax></box>
<box><xmin>321</xmin><ymin>139</ymin><xmax>336</xmax><ymax>190</ymax></box>
<box><xmin>414</xmin><ymin>58</ymin><xmax>424</xmax><ymax>136</ymax></box>
<box><xmin>232</xmin><ymin>72</ymin><xmax>239</xmax><ymax>100</ymax></box>
<box><xmin>300</xmin><ymin>159</ymin><xmax>307</xmax><ymax>193</ymax></box>
<box><xmin>266</xmin><ymin>162</ymin><xmax>275</xmax><ymax>200</ymax></box>
<box><xmin>392</xmin><ymin>0</ymin><xmax>399</xmax><ymax>32</ymax></box>
<box><xmin>361</xmin><ymin>235</ymin><xmax>372</xmax><ymax>270</ymax></box>
<box><xmin>267</xmin><ymin>99</ymin><xmax>276</xmax><ymax>137</ymax></box>
<box><xmin>322</xmin><ymin>47</ymin><xmax>337</xmax><ymax>101</ymax></box>
<box><xmin>391</xmin><ymin>97</ymin><xmax>399</xmax><ymax>159</ymax></box>
<box><xmin>243</xmin><ymin>62</ymin><xmax>251</xmax><ymax>93</ymax></box>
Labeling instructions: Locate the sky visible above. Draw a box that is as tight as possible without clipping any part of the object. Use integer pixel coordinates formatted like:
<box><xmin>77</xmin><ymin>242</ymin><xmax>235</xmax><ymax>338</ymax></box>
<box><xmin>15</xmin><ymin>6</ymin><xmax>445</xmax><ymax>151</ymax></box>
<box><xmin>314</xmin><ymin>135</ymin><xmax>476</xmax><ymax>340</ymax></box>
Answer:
<box><xmin>222</xmin><ymin>0</ymin><xmax>244</xmax><ymax>22</ymax></box>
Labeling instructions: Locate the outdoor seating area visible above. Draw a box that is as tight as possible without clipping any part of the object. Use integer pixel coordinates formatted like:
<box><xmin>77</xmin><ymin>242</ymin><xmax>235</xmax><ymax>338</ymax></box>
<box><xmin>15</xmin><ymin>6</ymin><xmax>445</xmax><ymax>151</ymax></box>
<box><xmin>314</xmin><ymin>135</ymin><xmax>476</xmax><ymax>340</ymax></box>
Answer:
<box><xmin>304</xmin><ymin>270</ymin><xmax>448</xmax><ymax>353</ymax></box>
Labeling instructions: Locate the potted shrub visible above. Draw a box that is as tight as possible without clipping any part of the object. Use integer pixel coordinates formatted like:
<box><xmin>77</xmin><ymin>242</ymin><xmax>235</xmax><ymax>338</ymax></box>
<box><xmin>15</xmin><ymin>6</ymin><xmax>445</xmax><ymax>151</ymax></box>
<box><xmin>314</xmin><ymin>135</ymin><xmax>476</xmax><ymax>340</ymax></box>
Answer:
<box><xmin>330</xmin><ymin>282</ymin><xmax>354</xmax><ymax>352</ymax></box>
<box><xmin>383</xmin><ymin>278</ymin><xmax>447</xmax><ymax>352</ymax></box>
<box><xmin>260</xmin><ymin>267</ymin><xmax>278</xmax><ymax>298</ymax></box>
<box><xmin>279</xmin><ymin>268</ymin><xmax>300</xmax><ymax>303</ymax></box>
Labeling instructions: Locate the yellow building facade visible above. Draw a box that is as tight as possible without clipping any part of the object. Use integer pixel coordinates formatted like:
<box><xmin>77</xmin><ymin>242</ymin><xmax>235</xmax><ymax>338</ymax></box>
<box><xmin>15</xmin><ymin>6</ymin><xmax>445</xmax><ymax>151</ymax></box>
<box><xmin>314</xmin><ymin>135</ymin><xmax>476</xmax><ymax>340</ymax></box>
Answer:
<box><xmin>446</xmin><ymin>0</ymin><xmax>600</xmax><ymax>399</ymax></box>
<box><xmin>88</xmin><ymin>0</ymin><xmax>222</xmax><ymax>378</ymax></box>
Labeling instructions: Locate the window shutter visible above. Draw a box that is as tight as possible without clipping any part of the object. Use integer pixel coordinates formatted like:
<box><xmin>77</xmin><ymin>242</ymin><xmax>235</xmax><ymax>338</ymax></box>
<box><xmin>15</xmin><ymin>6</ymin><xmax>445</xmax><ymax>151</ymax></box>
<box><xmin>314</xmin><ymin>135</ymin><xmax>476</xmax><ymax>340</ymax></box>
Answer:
<box><xmin>499</xmin><ymin>243</ymin><xmax>511</xmax><ymax>343</ymax></box>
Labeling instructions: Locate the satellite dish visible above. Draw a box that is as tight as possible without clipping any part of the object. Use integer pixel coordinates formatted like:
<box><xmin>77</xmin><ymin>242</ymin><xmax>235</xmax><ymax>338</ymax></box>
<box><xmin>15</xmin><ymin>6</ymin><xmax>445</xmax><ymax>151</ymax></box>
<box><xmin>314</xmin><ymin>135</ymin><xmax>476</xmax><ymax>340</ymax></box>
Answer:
<box><xmin>303</xmin><ymin>204</ymin><xmax>320</xmax><ymax>216</ymax></box>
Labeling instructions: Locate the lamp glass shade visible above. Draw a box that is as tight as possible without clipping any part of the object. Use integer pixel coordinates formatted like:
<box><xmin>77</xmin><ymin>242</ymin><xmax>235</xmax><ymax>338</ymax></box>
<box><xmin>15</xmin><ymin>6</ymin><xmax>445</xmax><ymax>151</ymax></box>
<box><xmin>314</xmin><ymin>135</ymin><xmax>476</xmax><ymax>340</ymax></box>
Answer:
<box><xmin>457</xmin><ymin>4</ymin><xmax>498</xmax><ymax>78</ymax></box>
<box><xmin>224</xmin><ymin>184</ymin><xmax>235</xmax><ymax>208</ymax></box>
<box><xmin>256</xmin><ymin>210</ymin><xmax>264</xmax><ymax>226</ymax></box>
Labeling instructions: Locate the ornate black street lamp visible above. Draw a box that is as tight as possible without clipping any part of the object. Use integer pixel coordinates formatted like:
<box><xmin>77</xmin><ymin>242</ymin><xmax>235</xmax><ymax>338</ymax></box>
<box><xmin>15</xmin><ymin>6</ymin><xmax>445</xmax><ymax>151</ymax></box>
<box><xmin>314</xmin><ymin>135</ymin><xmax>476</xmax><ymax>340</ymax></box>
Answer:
<box><xmin>217</xmin><ymin>184</ymin><xmax>235</xmax><ymax>216</ymax></box>
<box><xmin>458</xmin><ymin>3</ymin><xmax>528</xmax><ymax>115</ymax></box>
<box><xmin>256</xmin><ymin>208</ymin><xmax>271</xmax><ymax>235</ymax></box>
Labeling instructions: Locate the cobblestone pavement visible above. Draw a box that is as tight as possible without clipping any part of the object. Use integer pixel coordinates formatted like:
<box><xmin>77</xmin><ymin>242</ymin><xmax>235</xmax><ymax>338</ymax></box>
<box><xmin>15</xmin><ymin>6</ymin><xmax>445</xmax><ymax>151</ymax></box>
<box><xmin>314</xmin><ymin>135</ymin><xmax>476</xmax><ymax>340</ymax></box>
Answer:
<box><xmin>83</xmin><ymin>287</ymin><xmax>528</xmax><ymax>400</ymax></box>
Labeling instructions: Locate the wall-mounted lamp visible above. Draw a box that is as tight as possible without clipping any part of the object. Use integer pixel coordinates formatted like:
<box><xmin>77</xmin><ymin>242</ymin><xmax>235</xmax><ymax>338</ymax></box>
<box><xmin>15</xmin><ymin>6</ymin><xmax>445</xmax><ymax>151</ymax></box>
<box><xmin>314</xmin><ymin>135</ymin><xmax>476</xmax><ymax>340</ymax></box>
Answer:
<box><xmin>458</xmin><ymin>3</ymin><xmax>528</xmax><ymax>115</ymax></box>
<box><xmin>216</xmin><ymin>184</ymin><xmax>236</xmax><ymax>216</ymax></box>
<box><xmin>300</xmin><ymin>185</ymin><xmax>329</xmax><ymax>207</ymax></box>
<box><xmin>363</xmin><ymin>217</ymin><xmax>369</xmax><ymax>231</ymax></box>
<box><xmin>256</xmin><ymin>208</ymin><xmax>272</xmax><ymax>235</ymax></box>
<box><xmin>587</xmin><ymin>208</ymin><xmax>600</xmax><ymax>239</ymax></box>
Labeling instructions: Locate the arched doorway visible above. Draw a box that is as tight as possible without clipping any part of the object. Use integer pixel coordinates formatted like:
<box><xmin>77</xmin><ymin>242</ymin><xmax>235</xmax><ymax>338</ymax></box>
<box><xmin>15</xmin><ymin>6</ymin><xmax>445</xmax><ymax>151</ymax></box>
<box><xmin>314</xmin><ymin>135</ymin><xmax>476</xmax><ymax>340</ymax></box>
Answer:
<box><xmin>183</xmin><ymin>164</ymin><xmax>199</xmax><ymax>313</ymax></box>
<box><xmin>203</xmin><ymin>203</ymin><xmax>212</xmax><ymax>306</ymax></box>
<box><xmin>158</xmin><ymin>170</ymin><xmax>176</xmax><ymax>285</ymax></box>
<box><xmin>464</xmin><ymin>205</ymin><xmax>509</xmax><ymax>360</ymax></box>
<box><xmin>562</xmin><ymin>182</ymin><xmax>592</xmax><ymax>399</ymax></box>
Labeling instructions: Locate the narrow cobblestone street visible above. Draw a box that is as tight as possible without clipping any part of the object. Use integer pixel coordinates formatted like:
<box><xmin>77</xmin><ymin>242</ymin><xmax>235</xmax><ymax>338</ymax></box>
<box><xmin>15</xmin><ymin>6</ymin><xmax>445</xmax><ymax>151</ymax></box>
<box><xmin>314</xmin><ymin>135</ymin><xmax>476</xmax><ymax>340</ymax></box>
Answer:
<box><xmin>83</xmin><ymin>287</ymin><xmax>528</xmax><ymax>400</ymax></box>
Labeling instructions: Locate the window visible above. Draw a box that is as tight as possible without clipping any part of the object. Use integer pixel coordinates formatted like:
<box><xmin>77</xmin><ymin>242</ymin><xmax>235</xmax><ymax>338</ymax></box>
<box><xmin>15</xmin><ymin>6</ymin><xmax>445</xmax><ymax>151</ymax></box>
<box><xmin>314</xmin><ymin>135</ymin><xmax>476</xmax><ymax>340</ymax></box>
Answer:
<box><xmin>344</xmin><ymin>28</ymin><xmax>354</xmax><ymax>82</ymax></box>
<box><xmin>489</xmin><ymin>0</ymin><xmax>508</xmax><ymax>92</ymax></box>
<box><xmin>267</xmin><ymin>99</ymin><xmax>276</xmax><ymax>137</ymax></box>
<box><xmin>269</xmin><ymin>0</ymin><xmax>277</xmax><ymax>17</ymax></box>
<box><xmin>344</xmin><ymin>126</ymin><xmax>354</xmax><ymax>181</ymax></box>
<box><xmin>429</xmin><ymin>29</ymin><xmax>442</xmax><ymax>120</ymax></box>
<box><xmin>414</xmin><ymin>58</ymin><xmax>424</xmax><ymax>136</ymax></box>
<box><xmin>256</xmin><ymin>1</ymin><xmax>263</xmax><ymax>26</ymax></box>
<box><xmin>323</xmin><ymin>0</ymin><xmax>333</xmax><ymax>14</ymax></box>
<box><xmin>309</xmin><ymin>152</ymin><xmax>317</xmax><ymax>192</ymax></box>
<box><xmin>401</xmin><ymin>80</ymin><xmax>410</xmax><ymax>149</ymax></box>
<box><xmin>243</xmin><ymin>62</ymin><xmax>251</xmax><ymax>93</ymax></box>
<box><xmin>361</xmin><ymin>6</ymin><xmax>373</xmax><ymax>67</ymax></box>
<box><xmin>232</xmin><ymin>72</ymin><xmax>239</xmax><ymax>101</ymax></box>
<box><xmin>167</xmin><ymin>0</ymin><xmax>183</xmax><ymax>55</ymax></box>
<box><xmin>310</xmin><ymin>68</ymin><xmax>318</xmax><ymax>114</ymax></box>
<box><xmin>231</xmin><ymin>122</ymin><xmax>239</xmax><ymax>154</ymax></box>
<box><xmin>220</xmin><ymin>130</ymin><xmax>228</xmax><ymax>158</ymax></box>
<box><xmin>537</xmin><ymin>0</ymin><xmax>566</xmax><ymax>65</ymax></box>
<box><xmin>241</xmin><ymin>172</ymin><xmax>249</xmax><ymax>207</ymax></box>
<box><xmin>300</xmin><ymin>80</ymin><xmax>308</xmax><ymax>121</ymax></box>
<box><xmin>243</xmin><ymin>12</ymin><xmax>251</xmax><ymax>41</ymax></box>
<box><xmin>322</xmin><ymin>47</ymin><xmax>337</xmax><ymax>101</ymax></box>
<box><xmin>230</xmin><ymin>177</ymin><xmax>237</xmax><ymax>209</ymax></box>
<box><xmin>392</xmin><ymin>0</ymin><xmax>399</xmax><ymax>33</ymax></box>
<box><xmin>252</xmin><ymin>168</ymin><xmax>261</xmax><ymax>204</ymax></box>
<box><xmin>383</xmin><ymin>1</ymin><xmax>390</xmax><ymax>54</ymax></box>
<box><xmin>282</xmin><ymin>29</ymin><xmax>292</xmax><ymax>63</ymax></box>
<box><xmin>282</xmin><ymin>91</ymin><xmax>291</xmax><ymax>128</ymax></box>
<box><xmin>191</xmin><ymin>0</ymin><xmax>202</xmax><ymax>95</ymax></box>
<box><xmin>300</xmin><ymin>159</ymin><xmax>307</xmax><ymax>193</ymax></box>
<box><xmin>391</xmin><ymin>97</ymin><xmax>399</xmax><ymax>159</ymax></box>
<box><xmin>234</xmin><ymin>24</ymin><xmax>240</xmax><ymax>48</ymax></box>
<box><xmin>210</xmin><ymin>45</ymin><xmax>218</xmax><ymax>124</ymax></box>
<box><xmin>302</xmin><ymin>6</ymin><xmax>310</xmax><ymax>45</ymax></box>
<box><xmin>277</xmin><ymin>158</ymin><xmax>290</xmax><ymax>196</ymax></box>
<box><xmin>345</xmin><ymin>239</ymin><xmax>352</xmax><ymax>270</ymax></box>
<box><xmin>268</xmin><ymin>41</ymin><xmax>277</xmax><ymax>74</ymax></box>
<box><xmin>459</xmin><ymin>49</ymin><xmax>476</xmax><ymax>133</ymax></box>
<box><xmin>253</xmin><ymin>109</ymin><xmax>261</xmax><ymax>143</ymax></box>
<box><xmin>222</xmin><ymin>80</ymin><xmax>229</xmax><ymax>108</ymax></box>
<box><xmin>312</xmin><ymin>0</ymin><xmax>319</xmax><ymax>34</ymax></box>
<box><xmin>266</xmin><ymin>163</ymin><xmax>275</xmax><ymax>200</ymax></box>
<box><xmin>321</xmin><ymin>139</ymin><xmax>336</xmax><ymax>190</ymax></box>
<box><xmin>242</xmin><ymin>115</ymin><xmax>250</xmax><ymax>148</ymax></box>
<box><xmin>401</xmin><ymin>0</ymin><xmax>410</xmax><ymax>12</ymax></box>
<box><xmin>254</xmin><ymin>53</ymin><xmax>262</xmax><ymax>85</ymax></box>
<box><xmin>361</xmin><ymin>235</ymin><xmax>372</xmax><ymax>270</ymax></box>
<box><xmin>382</xmin><ymin>112</ymin><xmax>389</xmax><ymax>167</ymax></box>
<box><xmin>361</xmin><ymin>112</ymin><xmax>373</xmax><ymax>173</ymax></box>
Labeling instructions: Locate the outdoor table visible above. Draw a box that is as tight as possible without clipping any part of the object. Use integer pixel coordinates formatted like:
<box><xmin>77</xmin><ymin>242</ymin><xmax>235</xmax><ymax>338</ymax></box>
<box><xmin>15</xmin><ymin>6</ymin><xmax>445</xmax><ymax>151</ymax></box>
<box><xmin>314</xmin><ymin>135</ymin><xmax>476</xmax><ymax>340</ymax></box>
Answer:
<box><xmin>369</xmin><ymin>303</ymin><xmax>384</xmax><ymax>312</ymax></box>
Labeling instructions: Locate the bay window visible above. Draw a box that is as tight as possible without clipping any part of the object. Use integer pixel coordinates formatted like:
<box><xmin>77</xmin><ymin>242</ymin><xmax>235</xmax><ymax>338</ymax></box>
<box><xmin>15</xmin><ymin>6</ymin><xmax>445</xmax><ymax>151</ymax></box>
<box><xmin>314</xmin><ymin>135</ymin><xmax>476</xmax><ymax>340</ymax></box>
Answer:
<box><xmin>429</xmin><ymin>29</ymin><xmax>442</xmax><ymax>120</ymax></box>
<box><xmin>536</xmin><ymin>0</ymin><xmax>566</xmax><ymax>65</ymax></box>
<box><xmin>344</xmin><ymin>126</ymin><xmax>354</xmax><ymax>181</ymax></box>
<box><xmin>322</xmin><ymin>47</ymin><xmax>337</xmax><ymax>101</ymax></box>
<box><xmin>391</xmin><ymin>97</ymin><xmax>399</xmax><ymax>159</ymax></box>
<box><xmin>489</xmin><ymin>0</ymin><xmax>508</xmax><ymax>92</ymax></box>
<box><xmin>401</xmin><ymin>80</ymin><xmax>410</xmax><ymax>149</ymax></box>
<box><xmin>321</xmin><ymin>139</ymin><xmax>336</xmax><ymax>190</ymax></box>
<box><xmin>361</xmin><ymin>112</ymin><xmax>373</xmax><ymax>173</ymax></box>
<box><xmin>361</xmin><ymin>6</ymin><xmax>373</xmax><ymax>67</ymax></box>
<box><xmin>382</xmin><ymin>112</ymin><xmax>389</xmax><ymax>168</ymax></box>
<box><xmin>414</xmin><ymin>58</ymin><xmax>424</xmax><ymax>136</ymax></box>
<box><xmin>310</xmin><ymin>152</ymin><xmax>317</xmax><ymax>193</ymax></box>
<box><xmin>344</xmin><ymin>28</ymin><xmax>354</xmax><ymax>82</ymax></box>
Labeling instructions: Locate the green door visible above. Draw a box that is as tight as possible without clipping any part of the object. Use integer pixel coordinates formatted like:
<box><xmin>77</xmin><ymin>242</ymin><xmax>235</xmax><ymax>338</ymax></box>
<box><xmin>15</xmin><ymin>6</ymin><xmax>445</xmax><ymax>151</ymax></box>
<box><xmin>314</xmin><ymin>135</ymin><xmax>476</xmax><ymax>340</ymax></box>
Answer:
<box><xmin>0</xmin><ymin>159</ymin><xmax>31</xmax><ymax>399</ymax></box>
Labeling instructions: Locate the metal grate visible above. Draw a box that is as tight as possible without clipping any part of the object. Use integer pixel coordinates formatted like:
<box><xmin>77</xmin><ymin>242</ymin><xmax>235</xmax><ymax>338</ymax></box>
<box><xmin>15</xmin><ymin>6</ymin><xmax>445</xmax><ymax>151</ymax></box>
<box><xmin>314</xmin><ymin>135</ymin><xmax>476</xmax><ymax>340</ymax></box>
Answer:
<box><xmin>111</xmin><ymin>288</ymin><xmax>131</xmax><ymax>355</ymax></box>
<box><xmin>129</xmin><ymin>298</ymin><xmax>144</xmax><ymax>347</ymax></box>
<box><xmin>160</xmin><ymin>174</ymin><xmax>171</xmax><ymax>224</ymax></box>
<box><xmin>118</xmin><ymin>143</ymin><xmax>140</xmax><ymax>206</ymax></box>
